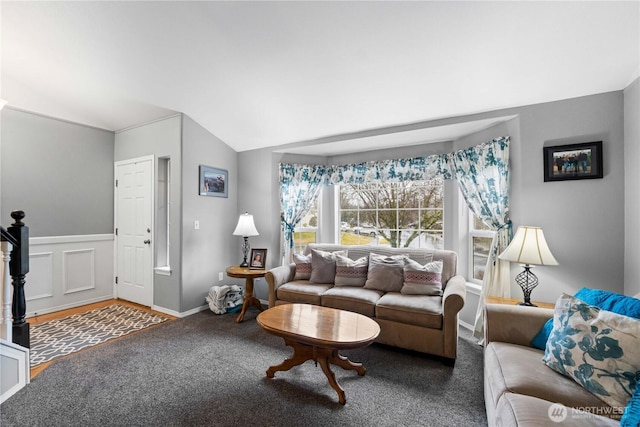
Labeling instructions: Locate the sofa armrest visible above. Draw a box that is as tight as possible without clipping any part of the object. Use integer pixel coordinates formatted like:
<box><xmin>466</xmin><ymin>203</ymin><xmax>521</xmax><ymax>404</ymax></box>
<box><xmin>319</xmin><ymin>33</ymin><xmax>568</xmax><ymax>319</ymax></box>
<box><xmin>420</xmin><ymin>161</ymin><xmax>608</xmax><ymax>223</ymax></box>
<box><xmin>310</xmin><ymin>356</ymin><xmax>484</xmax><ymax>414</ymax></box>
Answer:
<box><xmin>265</xmin><ymin>263</ymin><xmax>295</xmax><ymax>308</ymax></box>
<box><xmin>484</xmin><ymin>303</ymin><xmax>554</xmax><ymax>348</ymax></box>
<box><xmin>442</xmin><ymin>274</ymin><xmax>466</xmax><ymax>359</ymax></box>
<box><xmin>443</xmin><ymin>274</ymin><xmax>466</xmax><ymax>315</ymax></box>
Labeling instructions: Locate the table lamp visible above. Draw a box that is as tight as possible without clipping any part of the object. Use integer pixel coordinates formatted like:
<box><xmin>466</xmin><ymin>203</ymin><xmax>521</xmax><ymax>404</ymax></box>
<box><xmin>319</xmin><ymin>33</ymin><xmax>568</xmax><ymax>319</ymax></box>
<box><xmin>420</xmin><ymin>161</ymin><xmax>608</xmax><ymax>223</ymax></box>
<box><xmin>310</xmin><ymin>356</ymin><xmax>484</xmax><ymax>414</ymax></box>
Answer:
<box><xmin>498</xmin><ymin>226</ymin><xmax>558</xmax><ymax>306</ymax></box>
<box><xmin>233</xmin><ymin>212</ymin><xmax>259</xmax><ymax>267</ymax></box>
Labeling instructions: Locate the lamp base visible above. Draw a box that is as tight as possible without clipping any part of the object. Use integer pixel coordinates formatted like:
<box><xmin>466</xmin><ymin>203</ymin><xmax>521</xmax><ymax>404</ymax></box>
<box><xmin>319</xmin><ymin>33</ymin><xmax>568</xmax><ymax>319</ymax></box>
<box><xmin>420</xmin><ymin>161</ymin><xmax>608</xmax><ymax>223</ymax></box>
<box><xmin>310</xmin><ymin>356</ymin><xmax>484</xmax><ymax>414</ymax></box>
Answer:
<box><xmin>517</xmin><ymin>301</ymin><xmax>538</xmax><ymax>307</ymax></box>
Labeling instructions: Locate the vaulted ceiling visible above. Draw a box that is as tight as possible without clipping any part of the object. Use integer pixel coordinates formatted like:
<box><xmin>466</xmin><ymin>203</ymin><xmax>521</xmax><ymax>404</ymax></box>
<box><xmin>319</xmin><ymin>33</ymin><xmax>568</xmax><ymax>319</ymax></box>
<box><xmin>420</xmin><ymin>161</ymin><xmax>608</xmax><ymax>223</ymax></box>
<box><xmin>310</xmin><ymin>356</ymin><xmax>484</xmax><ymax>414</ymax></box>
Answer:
<box><xmin>2</xmin><ymin>1</ymin><xmax>638</xmax><ymax>153</ymax></box>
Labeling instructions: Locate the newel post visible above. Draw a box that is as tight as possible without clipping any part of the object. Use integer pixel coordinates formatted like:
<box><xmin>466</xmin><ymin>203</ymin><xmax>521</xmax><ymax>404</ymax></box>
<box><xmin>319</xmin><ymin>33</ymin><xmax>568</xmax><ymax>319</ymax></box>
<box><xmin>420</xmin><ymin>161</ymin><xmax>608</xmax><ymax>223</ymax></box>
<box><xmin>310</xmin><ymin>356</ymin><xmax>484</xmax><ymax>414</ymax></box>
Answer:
<box><xmin>8</xmin><ymin>210</ymin><xmax>29</xmax><ymax>348</ymax></box>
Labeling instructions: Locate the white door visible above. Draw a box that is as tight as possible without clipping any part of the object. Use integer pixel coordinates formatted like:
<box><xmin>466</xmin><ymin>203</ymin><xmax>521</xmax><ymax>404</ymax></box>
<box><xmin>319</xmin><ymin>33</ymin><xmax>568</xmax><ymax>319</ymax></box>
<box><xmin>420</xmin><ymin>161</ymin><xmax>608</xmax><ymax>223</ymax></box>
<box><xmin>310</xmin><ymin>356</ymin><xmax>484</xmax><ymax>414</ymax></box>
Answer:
<box><xmin>115</xmin><ymin>156</ymin><xmax>154</xmax><ymax>306</ymax></box>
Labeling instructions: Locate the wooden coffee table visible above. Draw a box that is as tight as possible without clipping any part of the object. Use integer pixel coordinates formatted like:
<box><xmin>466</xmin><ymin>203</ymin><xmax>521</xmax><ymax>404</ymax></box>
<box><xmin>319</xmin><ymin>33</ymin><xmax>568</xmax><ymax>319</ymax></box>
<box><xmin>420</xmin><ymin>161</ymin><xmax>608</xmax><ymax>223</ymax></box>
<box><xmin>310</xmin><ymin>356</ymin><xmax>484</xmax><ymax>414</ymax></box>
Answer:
<box><xmin>257</xmin><ymin>303</ymin><xmax>380</xmax><ymax>405</ymax></box>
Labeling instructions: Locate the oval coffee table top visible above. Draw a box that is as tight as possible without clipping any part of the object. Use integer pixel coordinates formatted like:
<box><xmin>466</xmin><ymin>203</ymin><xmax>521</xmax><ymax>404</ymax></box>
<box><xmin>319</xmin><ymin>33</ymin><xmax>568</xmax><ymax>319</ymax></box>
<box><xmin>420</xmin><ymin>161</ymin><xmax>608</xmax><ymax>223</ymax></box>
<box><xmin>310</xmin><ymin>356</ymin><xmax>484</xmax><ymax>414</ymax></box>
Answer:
<box><xmin>257</xmin><ymin>303</ymin><xmax>380</xmax><ymax>349</ymax></box>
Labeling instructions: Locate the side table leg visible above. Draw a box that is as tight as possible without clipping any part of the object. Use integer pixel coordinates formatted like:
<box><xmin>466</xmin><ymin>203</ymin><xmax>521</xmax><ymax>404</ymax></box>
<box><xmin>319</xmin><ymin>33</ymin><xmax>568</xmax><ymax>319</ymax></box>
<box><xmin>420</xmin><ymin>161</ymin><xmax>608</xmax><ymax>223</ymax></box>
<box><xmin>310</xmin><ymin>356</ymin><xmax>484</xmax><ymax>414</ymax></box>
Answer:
<box><xmin>236</xmin><ymin>277</ymin><xmax>255</xmax><ymax>323</ymax></box>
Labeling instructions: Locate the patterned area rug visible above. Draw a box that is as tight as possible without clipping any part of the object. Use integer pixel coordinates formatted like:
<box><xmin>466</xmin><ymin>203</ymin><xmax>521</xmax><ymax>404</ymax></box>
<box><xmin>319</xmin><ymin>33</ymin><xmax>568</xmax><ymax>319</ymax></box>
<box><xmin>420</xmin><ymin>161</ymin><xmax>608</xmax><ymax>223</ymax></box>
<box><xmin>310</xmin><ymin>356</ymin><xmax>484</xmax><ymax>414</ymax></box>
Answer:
<box><xmin>29</xmin><ymin>304</ymin><xmax>169</xmax><ymax>366</ymax></box>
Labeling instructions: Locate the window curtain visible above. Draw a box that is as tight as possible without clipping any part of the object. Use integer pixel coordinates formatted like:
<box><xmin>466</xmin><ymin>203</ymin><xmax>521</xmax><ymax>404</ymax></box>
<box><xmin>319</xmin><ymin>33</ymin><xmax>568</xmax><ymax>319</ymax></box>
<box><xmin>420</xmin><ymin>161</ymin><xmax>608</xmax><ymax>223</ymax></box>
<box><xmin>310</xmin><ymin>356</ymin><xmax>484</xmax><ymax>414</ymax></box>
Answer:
<box><xmin>279</xmin><ymin>163</ymin><xmax>327</xmax><ymax>263</ymax></box>
<box><xmin>327</xmin><ymin>154</ymin><xmax>451</xmax><ymax>184</ymax></box>
<box><xmin>446</xmin><ymin>136</ymin><xmax>512</xmax><ymax>342</ymax></box>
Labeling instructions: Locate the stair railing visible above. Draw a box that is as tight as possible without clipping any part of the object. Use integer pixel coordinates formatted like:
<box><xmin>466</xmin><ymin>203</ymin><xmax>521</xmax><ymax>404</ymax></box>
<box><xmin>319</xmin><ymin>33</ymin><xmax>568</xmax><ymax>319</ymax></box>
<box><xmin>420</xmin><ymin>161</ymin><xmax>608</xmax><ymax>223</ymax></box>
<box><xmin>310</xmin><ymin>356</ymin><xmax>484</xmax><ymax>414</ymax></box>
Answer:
<box><xmin>0</xmin><ymin>211</ymin><xmax>30</xmax><ymax>347</ymax></box>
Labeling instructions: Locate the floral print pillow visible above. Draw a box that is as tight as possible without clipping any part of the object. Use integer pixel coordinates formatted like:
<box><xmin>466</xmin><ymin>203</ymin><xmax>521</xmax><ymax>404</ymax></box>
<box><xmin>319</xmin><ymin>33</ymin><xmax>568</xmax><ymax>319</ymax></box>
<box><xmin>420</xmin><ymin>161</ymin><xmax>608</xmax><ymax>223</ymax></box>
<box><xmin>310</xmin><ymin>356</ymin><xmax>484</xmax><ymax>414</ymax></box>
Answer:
<box><xmin>543</xmin><ymin>293</ymin><xmax>640</xmax><ymax>410</ymax></box>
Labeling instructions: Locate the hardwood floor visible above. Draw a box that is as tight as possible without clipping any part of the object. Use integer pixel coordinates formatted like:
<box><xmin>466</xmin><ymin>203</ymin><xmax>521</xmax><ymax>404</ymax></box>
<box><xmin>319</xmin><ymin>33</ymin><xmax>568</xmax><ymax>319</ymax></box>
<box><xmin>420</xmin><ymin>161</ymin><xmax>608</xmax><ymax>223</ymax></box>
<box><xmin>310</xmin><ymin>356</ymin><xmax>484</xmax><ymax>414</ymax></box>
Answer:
<box><xmin>27</xmin><ymin>299</ymin><xmax>175</xmax><ymax>379</ymax></box>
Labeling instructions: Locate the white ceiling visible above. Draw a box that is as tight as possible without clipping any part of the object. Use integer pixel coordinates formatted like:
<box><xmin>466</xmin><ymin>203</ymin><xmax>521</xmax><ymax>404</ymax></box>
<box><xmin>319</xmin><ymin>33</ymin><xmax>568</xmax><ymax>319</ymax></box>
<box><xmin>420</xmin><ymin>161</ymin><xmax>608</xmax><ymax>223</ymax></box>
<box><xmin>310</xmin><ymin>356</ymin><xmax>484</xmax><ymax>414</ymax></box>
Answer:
<box><xmin>2</xmin><ymin>1</ymin><xmax>638</xmax><ymax>154</ymax></box>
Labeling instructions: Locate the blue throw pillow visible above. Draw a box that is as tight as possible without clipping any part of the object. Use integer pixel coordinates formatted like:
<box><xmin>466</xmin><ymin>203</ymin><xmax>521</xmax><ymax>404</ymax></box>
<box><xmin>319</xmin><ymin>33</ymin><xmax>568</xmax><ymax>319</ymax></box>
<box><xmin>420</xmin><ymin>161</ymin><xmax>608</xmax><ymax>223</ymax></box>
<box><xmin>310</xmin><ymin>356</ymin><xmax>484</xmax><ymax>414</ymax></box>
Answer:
<box><xmin>530</xmin><ymin>288</ymin><xmax>640</xmax><ymax>350</ymax></box>
<box><xmin>621</xmin><ymin>379</ymin><xmax>640</xmax><ymax>427</ymax></box>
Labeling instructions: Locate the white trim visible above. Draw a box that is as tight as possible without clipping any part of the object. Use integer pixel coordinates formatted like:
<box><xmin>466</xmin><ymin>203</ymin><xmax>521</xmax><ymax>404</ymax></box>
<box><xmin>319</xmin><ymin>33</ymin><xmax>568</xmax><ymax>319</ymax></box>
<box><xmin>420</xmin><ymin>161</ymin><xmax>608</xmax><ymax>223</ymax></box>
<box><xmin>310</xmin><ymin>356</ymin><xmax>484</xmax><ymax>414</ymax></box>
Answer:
<box><xmin>26</xmin><ymin>296</ymin><xmax>113</xmax><ymax>318</ymax></box>
<box><xmin>465</xmin><ymin>281</ymin><xmax>482</xmax><ymax>296</ymax></box>
<box><xmin>154</xmin><ymin>267</ymin><xmax>172</xmax><ymax>276</ymax></box>
<box><xmin>3</xmin><ymin>106</ymin><xmax>113</xmax><ymax>132</ymax></box>
<box><xmin>152</xmin><ymin>304</ymin><xmax>209</xmax><ymax>318</ymax></box>
<box><xmin>30</xmin><ymin>234</ymin><xmax>113</xmax><ymax>245</ymax></box>
<box><xmin>0</xmin><ymin>339</ymin><xmax>30</xmax><ymax>404</ymax></box>
<box><xmin>115</xmin><ymin>113</ymin><xmax>182</xmax><ymax>134</ymax></box>
<box><xmin>459</xmin><ymin>319</ymin><xmax>474</xmax><ymax>331</ymax></box>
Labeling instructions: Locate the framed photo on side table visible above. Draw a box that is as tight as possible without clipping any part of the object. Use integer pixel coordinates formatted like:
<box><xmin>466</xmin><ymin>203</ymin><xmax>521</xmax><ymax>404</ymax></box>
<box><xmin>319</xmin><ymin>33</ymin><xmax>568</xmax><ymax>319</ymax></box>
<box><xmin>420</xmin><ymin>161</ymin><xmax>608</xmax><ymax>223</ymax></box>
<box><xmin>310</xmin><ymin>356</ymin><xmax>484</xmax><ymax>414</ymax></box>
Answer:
<box><xmin>249</xmin><ymin>249</ymin><xmax>267</xmax><ymax>270</ymax></box>
<box><xmin>543</xmin><ymin>141</ymin><xmax>603</xmax><ymax>182</ymax></box>
<box><xmin>199</xmin><ymin>165</ymin><xmax>228</xmax><ymax>197</ymax></box>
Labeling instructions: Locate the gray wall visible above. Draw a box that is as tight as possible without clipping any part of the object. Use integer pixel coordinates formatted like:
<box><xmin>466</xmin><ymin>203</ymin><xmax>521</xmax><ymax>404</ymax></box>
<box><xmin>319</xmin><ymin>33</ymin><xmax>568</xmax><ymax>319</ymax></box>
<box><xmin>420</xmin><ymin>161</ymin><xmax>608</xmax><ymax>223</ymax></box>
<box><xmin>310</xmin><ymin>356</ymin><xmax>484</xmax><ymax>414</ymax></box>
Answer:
<box><xmin>114</xmin><ymin>115</ymin><xmax>182</xmax><ymax>312</ymax></box>
<box><xmin>1</xmin><ymin>108</ymin><xmax>114</xmax><ymax>236</ymax></box>
<box><xmin>181</xmin><ymin>115</ymin><xmax>239</xmax><ymax>312</ymax></box>
<box><xmin>624</xmin><ymin>77</ymin><xmax>640</xmax><ymax>297</ymax></box>
<box><xmin>238</xmin><ymin>90</ymin><xmax>630</xmax><ymax>311</ymax></box>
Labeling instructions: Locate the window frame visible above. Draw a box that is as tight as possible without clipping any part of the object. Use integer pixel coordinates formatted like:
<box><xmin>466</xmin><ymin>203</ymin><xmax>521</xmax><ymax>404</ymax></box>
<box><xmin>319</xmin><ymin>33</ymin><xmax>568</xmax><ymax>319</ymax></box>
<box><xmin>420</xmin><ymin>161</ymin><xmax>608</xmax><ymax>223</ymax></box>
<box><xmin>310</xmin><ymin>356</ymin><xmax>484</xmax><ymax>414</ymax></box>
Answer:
<box><xmin>336</xmin><ymin>179</ymin><xmax>445</xmax><ymax>250</ymax></box>
<box><xmin>467</xmin><ymin>212</ymin><xmax>496</xmax><ymax>286</ymax></box>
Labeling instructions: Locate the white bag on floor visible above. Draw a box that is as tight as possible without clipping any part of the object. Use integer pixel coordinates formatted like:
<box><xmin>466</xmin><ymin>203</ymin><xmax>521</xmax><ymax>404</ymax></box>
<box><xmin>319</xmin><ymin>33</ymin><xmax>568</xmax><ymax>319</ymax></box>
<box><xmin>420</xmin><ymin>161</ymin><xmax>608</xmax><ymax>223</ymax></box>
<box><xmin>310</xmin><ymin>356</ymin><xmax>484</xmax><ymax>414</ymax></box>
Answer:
<box><xmin>206</xmin><ymin>285</ymin><xmax>244</xmax><ymax>314</ymax></box>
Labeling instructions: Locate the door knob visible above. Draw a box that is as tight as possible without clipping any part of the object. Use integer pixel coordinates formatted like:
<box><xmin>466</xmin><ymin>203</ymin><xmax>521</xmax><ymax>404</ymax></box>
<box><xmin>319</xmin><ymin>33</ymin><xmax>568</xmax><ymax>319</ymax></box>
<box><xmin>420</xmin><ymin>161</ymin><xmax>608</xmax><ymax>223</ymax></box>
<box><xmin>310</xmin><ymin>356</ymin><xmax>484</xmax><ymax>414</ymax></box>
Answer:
<box><xmin>144</xmin><ymin>239</ymin><xmax>151</xmax><ymax>245</ymax></box>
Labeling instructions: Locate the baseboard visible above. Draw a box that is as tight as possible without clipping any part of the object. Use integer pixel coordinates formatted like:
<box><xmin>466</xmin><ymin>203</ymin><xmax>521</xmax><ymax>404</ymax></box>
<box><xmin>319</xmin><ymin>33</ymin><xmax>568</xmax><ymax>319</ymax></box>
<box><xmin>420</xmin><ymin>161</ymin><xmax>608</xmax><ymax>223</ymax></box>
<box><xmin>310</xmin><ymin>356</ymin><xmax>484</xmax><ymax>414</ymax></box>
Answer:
<box><xmin>152</xmin><ymin>304</ymin><xmax>210</xmax><ymax>318</ymax></box>
<box><xmin>27</xmin><ymin>295</ymin><xmax>114</xmax><ymax>318</ymax></box>
<box><xmin>459</xmin><ymin>319</ymin><xmax>474</xmax><ymax>331</ymax></box>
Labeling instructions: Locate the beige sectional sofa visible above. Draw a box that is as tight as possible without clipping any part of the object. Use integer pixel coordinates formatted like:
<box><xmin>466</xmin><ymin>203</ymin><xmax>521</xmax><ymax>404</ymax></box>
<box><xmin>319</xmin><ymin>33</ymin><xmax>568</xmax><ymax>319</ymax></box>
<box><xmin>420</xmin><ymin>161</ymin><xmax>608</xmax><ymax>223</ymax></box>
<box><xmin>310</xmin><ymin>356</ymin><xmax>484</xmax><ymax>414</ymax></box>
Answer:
<box><xmin>484</xmin><ymin>303</ymin><xmax>620</xmax><ymax>426</ymax></box>
<box><xmin>265</xmin><ymin>243</ymin><xmax>466</xmax><ymax>364</ymax></box>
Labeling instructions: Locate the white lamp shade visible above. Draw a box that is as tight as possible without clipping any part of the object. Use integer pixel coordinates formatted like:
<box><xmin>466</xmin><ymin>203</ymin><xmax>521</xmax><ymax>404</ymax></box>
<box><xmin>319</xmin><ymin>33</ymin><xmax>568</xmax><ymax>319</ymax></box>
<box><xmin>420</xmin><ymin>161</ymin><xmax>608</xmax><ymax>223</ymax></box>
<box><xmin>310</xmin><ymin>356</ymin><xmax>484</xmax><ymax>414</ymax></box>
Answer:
<box><xmin>232</xmin><ymin>212</ymin><xmax>259</xmax><ymax>237</ymax></box>
<box><xmin>499</xmin><ymin>226</ymin><xmax>558</xmax><ymax>266</ymax></box>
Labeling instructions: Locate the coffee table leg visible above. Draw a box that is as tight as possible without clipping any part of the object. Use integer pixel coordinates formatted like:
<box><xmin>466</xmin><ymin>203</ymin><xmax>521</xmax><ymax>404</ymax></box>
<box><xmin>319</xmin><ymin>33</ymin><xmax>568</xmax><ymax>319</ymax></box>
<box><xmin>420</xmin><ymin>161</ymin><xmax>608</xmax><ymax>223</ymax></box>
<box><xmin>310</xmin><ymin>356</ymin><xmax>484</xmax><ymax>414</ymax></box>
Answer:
<box><xmin>329</xmin><ymin>351</ymin><xmax>366</xmax><ymax>376</ymax></box>
<box><xmin>317</xmin><ymin>350</ymin><xmax>347</xmax><ymax>405</ymax></box>
<box><xmin>266</xmin><ymin>338</ymin><xmax>312</xmax><ymax>378</ymax></box>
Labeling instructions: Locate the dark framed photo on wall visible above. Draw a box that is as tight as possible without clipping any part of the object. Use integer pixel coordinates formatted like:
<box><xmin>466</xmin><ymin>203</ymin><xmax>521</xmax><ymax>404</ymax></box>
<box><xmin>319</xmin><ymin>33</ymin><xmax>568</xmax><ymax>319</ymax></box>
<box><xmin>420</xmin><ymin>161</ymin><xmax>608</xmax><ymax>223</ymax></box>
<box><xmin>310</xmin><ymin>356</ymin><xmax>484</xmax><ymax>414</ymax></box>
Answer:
<box><xmin>199</xmin><ymin>165</ymin><xmax>228</xmax><ymax>197</ymax></box>
<box><xmin>543</xmin><ymin>141</ymin><xmax>603</xmax><ymax>182</ymax></box>
<box><xmin>249</xmin><ymin>249</ymin><xmax>267</xmax><ymax>270</ymax></box>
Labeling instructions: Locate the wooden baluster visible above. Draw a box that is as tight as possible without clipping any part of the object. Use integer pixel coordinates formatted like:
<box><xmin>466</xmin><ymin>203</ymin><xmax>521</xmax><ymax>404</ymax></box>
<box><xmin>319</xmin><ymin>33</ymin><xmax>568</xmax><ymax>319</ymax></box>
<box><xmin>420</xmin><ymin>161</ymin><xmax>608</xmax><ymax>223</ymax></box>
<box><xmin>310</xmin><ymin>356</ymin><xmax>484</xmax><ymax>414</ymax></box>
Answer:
<box><xmin>1</xmin><ymin>240</ymin><xmax>12</xmax><ymax>342</ymax></box>
<box><xmin>8</xmin><ymin>210</ymin><xmax>29</xmax><ymax>348</ymax></box>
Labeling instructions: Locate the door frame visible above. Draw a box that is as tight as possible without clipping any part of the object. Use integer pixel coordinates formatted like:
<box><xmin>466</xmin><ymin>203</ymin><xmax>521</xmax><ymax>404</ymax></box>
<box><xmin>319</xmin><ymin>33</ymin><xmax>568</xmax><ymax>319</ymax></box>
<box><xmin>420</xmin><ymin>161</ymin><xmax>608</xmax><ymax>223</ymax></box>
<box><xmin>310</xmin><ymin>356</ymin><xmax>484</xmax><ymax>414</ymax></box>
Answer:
<box><xmin>113</xmin><ymin>155</ymin><xmax>155</xmax><ymax>306</ymax></box>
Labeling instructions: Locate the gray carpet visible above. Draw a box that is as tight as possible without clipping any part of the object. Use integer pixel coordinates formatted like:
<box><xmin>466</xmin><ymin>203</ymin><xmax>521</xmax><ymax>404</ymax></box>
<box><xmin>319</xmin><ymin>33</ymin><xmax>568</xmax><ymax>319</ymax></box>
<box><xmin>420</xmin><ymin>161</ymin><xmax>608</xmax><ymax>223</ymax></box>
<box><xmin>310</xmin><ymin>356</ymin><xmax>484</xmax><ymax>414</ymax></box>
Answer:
<box><xmin>0</xmin><ymin>309</ymin><xmax>487</xmax><ymax>427</ymax></box>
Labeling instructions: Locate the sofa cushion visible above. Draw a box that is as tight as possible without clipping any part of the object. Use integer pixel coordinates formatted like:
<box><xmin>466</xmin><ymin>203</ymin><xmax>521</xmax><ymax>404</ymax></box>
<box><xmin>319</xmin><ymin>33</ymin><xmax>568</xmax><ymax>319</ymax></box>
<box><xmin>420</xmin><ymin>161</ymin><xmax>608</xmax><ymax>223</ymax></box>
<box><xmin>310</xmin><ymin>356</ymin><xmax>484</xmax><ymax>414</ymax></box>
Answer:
<box><xmin>543</xmin><ymin>293</ymin><xmax>640</xmax><ymax>410</ymax></box>
<box><xmin>485</xmin><ymin>342</ymin><xmax>611</xmax><ymax>414</ymax></box>
<box><xmin>309</xmin><ymin>249</ymin><xmax>347</xmax><ymax>283</ymax></box>
<box><xmin>375</xmin><ymin>292</ymin><xmax>443</xmax><ymax>328</ymax></box>
<box><xmin>401</xmin><ymin>258</ymin><xmax>443</xmax><ymax>296</ymax></box>
<box><xmin>494</xmin><ymin>393</ymin><xmax>619</xmax><ymax>426</ymax></box>
<box><xmin>321</xmin><ymin>287</ymin><xmax>383</xmax><ymax>317</ymax></box>
<box><xmin>334</xmin><ymin>254</ymin><xmax>368</xmax><ymax>287</ymax></box>
<box><xmin>364</xmin><ymin>253</ymin><xmax>406</xmax><ymax>292</ymax></box>
<box><xmin>293</xmin><ymin>253</ymin><xmax>312</xmax><ymax>281</ymax></box>
<box><xmin>276</xmin><ymin>281</ymin><xmax>333</xmax><ymax>305</ymax></box>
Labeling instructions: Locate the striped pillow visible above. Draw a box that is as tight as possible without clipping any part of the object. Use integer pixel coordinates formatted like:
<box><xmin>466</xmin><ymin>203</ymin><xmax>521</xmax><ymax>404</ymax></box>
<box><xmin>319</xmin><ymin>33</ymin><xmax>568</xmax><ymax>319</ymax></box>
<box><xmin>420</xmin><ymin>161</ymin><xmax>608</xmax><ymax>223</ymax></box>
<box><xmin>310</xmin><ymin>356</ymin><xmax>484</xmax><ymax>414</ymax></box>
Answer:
<box><xmin>293</xmin><ymin>253</ymin><xmax>312</xmax><ymax>280</ymax></box>
<box><xmin>401</xmin><ymin>258</ymin><xmax>443</xmax><ymax>296</ymax></box>
<box><xmin>334</xmin><ymin>254</ymin><xmax>368</xmax><ymax>287</ymax></box>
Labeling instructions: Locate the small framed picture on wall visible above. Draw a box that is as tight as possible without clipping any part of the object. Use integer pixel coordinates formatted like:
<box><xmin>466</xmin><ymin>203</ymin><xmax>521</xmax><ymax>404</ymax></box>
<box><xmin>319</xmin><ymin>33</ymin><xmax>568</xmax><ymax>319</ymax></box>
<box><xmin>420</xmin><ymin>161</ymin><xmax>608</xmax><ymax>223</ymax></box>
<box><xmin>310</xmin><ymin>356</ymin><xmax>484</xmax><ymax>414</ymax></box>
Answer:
<box><xmin>543</xmin><ymin>141</ymin><xmax>603</xmax><ymax>182</ymax></box>
<box><xmin>199</xmin><ymin>165</ymin><xmax>228</xmax><ymax>197</ymax></box>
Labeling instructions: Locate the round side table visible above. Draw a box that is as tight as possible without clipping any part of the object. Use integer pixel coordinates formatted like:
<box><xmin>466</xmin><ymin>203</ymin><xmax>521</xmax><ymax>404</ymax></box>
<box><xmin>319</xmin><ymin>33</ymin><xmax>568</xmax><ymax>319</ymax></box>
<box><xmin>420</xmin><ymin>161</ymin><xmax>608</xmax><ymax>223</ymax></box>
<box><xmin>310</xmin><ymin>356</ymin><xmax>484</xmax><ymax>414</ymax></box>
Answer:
<box><xmin>226</xmin><ymin>266</ymin><xmax>266</xmax><ymax>323</ymax></box>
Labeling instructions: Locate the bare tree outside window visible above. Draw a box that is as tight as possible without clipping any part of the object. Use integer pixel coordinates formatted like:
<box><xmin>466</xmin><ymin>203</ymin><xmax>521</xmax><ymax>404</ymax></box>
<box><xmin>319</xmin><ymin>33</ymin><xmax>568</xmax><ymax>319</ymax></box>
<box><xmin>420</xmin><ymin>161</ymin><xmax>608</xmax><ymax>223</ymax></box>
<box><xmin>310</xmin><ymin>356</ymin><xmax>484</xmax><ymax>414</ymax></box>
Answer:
<box><xmin>339</xmin><ymin>180</ymin><xmax>444</xmax><ymax>249</ymax></box>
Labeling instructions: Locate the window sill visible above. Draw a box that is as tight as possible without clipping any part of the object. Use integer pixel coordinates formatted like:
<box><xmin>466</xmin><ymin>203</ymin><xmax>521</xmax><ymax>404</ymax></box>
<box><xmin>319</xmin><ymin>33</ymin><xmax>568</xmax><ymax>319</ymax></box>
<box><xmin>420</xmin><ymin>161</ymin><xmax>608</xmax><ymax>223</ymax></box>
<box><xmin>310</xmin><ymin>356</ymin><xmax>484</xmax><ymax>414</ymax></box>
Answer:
<box><xmin>155</xmin><ymin>266</ymin><xmax>172</xmax><ymax>276</ymax></box>
<box><xmin>465</xmin><ymin>281</ymin><xmax>482</xmax><ymax>296</ymax></box>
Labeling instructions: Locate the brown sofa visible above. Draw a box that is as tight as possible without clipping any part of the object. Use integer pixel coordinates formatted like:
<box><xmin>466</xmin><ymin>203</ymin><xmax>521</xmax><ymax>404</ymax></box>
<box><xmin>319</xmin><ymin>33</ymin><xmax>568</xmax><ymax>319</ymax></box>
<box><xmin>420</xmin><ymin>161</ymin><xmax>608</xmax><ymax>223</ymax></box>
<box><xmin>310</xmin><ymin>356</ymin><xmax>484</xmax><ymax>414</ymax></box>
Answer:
<box><xmin>484</xmin><ymin>303</ymin><xmax>620</xmax><ymax>426</ymax></box>
<box><xmin>265</xmin><ymin>243</ymin><xmax>466</xmax><ymax>364</ymax></box>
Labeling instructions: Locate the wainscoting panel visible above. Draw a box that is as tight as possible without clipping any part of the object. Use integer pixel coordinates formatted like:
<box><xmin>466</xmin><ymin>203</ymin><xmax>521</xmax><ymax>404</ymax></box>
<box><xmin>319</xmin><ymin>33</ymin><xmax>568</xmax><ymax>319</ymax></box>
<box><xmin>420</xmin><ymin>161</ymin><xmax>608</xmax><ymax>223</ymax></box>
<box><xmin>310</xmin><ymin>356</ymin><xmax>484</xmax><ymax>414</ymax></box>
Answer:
<box><xmin>26</xmin><ymin>252</ymin><xmax>54</xmax><ymax>301</ymax></box>
<box><xmin>63</xmin><ymin>248</ymin><xmax>96</xmax><ymax>294</ymax></box>
<box><xmin>26</xmin><ymin>235</ymin><xmax>114</xmax><ymax>317</ymax></box>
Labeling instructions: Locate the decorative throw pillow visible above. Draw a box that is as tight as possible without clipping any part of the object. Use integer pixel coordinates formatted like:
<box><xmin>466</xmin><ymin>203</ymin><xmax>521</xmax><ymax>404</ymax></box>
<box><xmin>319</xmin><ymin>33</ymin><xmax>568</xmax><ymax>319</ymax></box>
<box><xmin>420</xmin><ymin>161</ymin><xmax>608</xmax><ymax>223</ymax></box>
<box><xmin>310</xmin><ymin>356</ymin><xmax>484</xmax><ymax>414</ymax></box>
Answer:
<box><xmin>309</xmin><ymin>249</ymin><xmax>347</xmax><ymax>284</ymax></box>
<box><xmin>292</xmin><ymin>253</ymin><xmax>312</xmax><ymax>281</ymax></box>
<box><xmin>542</xmin><ymin>293</ymin><xmax>640</xmax><ymax>410</ymax></box>
<box><xmin>531</xmin><ymin>288</ymin><xmax>640</xmax><ymax>350</ymax></box>
<box><xmin>334</xmin><ymin>254</ymin><xmax>368</xmax><ymax>287</ymax></box>
<box><xmin>363</xmin><ymin>253</ymin><xmax>406</xmax><ymax>292</ymax></box>
<box><xmin>621</xmin><ymin>381</ymin><xmax>640</xmax><ymax>427</ymax></box>
<box><xmin>401</xmin><ymin>258</ymin><xmax>443</xmax><ymax>296</ymax></box>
